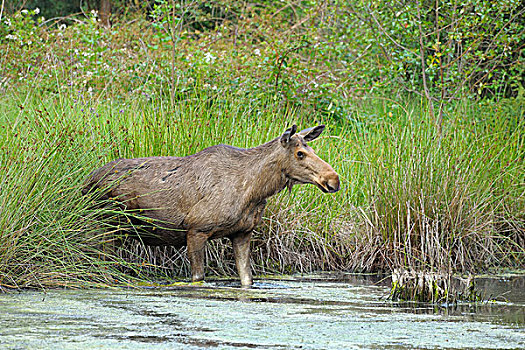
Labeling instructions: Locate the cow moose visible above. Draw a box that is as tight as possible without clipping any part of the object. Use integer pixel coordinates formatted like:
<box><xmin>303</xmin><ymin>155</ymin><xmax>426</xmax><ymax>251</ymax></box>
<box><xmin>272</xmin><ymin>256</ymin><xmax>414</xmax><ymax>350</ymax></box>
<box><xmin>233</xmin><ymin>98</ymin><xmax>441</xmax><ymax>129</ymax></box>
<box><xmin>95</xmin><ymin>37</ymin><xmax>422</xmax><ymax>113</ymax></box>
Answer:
<box><xmin>83</xmin><ymin>125</ymin><xmax>340</xmax><ymax>286</ymax></box>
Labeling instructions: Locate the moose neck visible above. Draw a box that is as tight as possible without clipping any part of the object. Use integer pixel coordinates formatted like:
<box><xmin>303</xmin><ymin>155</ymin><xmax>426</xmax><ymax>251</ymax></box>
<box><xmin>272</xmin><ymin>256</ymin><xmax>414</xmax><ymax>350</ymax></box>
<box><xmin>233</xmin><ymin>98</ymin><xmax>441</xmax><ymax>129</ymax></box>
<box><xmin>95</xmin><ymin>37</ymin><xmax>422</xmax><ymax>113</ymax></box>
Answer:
<box><xmin>244</xmin><ymin>138</ymin><xmax>288</xmax><ymax>204</ymax></box>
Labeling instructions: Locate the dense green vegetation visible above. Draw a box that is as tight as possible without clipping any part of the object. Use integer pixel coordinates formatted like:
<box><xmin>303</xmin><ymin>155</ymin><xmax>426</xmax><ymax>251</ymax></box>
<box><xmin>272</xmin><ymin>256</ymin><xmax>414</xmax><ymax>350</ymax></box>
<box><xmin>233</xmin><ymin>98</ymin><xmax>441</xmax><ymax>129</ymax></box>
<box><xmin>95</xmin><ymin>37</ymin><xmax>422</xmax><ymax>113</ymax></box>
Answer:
<box><xmin>0</xmin><ymin>1</ymin><xmax>523</xmax><ymax>288</ymax></box>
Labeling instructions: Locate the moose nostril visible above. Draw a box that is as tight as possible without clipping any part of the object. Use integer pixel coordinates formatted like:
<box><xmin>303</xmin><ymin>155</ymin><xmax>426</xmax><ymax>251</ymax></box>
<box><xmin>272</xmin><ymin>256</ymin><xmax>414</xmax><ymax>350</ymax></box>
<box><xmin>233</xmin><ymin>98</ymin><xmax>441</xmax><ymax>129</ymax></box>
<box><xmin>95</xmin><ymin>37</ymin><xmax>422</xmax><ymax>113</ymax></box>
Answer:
<box><xmin>325</xmin><ymin>178</ymin><xmax>340</xmax><ymax>193</ymax></box>
<box><xmin>324</xmin><ymin>181</ymin><xmax>337</xmax><ymax>193</ymax></box>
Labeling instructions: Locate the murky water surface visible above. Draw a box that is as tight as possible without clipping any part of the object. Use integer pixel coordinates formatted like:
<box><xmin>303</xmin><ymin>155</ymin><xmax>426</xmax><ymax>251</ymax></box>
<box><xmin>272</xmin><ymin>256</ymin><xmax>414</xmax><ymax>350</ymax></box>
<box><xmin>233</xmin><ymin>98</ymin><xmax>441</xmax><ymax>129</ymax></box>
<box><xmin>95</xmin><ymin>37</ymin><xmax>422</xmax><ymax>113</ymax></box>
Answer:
<box><xmin>0</xmin><ymin>274</ymin><xmax>523</xmax><ymax>349</ymax></box>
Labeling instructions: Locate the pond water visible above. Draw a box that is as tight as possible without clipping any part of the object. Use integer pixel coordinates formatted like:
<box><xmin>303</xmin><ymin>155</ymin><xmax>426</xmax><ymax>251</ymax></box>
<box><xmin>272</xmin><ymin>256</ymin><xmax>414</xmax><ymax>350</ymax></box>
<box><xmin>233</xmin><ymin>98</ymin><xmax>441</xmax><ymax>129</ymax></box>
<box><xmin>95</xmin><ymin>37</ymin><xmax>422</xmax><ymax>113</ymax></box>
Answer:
<box><xmin>0</xmin><ymin>274</ymin><xmax>523</xmax><ymax>349</ymax></box>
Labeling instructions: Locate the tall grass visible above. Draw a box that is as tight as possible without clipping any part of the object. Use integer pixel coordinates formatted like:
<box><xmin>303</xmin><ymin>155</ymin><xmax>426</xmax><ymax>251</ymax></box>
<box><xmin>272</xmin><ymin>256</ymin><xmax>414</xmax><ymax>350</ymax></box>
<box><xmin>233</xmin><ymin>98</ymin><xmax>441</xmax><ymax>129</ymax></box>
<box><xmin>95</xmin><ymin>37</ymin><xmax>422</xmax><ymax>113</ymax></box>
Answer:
<box><xmin>337</xmin><ymin>98</ymin><xmax>524</xmax><ymax>273</ymax></box>
<box><xmin>0</xmin><ymin>98</ymin><xmax>114</xmax><ymax>288</ymax></box>
<box><xmin>0</xmin><ymin>87</ymin><xmax>349</xmax><ymax>287</ymax></box>
<box><xmin>2</xmin><ymin>72</ymin><xmax>525</xmax><ymax>290</ymax></box>
<box><xmin>2</xmin><ymin>86</ymin><xmax>523</xmax><ymax>289</ymax></box>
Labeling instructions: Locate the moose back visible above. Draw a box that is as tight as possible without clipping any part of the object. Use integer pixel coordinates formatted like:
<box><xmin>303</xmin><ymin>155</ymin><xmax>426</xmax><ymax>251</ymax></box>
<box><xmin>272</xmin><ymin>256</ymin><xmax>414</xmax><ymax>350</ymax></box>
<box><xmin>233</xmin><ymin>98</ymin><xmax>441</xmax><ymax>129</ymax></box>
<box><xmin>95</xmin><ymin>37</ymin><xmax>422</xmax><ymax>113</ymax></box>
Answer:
<box><xmin>83</xmin><ymin>125</ymin><xmax>340</xmax><ymax>286</ymax></box>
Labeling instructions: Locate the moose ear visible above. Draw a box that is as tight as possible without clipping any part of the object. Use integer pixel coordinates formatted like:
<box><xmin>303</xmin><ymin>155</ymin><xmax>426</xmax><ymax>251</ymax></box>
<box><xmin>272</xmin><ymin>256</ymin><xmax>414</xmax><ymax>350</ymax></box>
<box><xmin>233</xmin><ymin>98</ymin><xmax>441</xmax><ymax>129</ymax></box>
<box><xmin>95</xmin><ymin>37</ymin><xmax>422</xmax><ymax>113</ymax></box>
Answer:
<box><xmin>299</xmin><ymin>125</ymin><xmax>325</xmax><ymax>142</ymax></box>
<box><xmin>280</xmin><ymin>124</ymin><xmax>298</xmax><ymax>146</ymax></box>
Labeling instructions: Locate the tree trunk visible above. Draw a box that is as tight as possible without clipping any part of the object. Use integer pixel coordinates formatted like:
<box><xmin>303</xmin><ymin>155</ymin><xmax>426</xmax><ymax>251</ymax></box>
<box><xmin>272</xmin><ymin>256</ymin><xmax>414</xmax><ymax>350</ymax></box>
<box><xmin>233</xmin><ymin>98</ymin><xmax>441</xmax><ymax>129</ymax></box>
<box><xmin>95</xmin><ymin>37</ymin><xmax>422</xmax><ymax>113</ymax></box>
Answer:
<box><xmin>99</xmin><ymin>0</ymin><xmax>111</xmax><ymax>28</ymax></box>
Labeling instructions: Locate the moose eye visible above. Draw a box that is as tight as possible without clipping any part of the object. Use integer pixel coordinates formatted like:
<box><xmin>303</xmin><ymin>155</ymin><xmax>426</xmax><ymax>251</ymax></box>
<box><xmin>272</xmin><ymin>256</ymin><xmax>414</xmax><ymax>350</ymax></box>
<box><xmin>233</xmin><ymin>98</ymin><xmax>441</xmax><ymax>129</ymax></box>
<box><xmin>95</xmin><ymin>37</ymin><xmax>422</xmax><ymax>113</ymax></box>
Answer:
<box><xmin>297</xmin><ymin>151</ymin><xmax>305</xmax><ymax>160</ymax></box>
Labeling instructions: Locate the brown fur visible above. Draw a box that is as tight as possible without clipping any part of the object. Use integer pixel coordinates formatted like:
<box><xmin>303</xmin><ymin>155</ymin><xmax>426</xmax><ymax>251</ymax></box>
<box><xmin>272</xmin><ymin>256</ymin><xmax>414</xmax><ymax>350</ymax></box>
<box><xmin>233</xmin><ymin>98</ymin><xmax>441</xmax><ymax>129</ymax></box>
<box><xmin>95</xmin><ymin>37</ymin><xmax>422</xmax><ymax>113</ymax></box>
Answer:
<box><xmin>83</xmin><ymin>125</ymin><xmax>340</xmax><ymax>286</ymax></box>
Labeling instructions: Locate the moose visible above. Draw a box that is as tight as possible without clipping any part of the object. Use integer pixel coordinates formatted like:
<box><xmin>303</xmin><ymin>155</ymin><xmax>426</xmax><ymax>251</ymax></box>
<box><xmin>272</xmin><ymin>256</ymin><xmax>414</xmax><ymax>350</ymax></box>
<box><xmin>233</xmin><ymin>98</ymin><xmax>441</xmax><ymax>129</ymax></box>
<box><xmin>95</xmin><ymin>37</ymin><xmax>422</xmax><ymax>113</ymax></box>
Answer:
<box><xmin>83</xmin><ymin>125</ymin><xmax>340</xmax><ymax>286</ymax></box>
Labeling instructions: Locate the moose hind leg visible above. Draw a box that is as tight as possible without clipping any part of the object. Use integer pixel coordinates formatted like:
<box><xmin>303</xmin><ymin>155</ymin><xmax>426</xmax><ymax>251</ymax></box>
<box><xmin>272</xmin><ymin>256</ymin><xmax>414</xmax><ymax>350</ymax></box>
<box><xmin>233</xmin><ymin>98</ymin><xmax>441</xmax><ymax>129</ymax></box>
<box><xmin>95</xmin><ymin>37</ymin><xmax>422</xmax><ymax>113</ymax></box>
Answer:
<box><xmin>231</xmin><ymin>231</ymin><xmax>253</xmax><ymax>287</ymax></box>
<box><xmin>187</xmin><ymin>229</ymin><xmax>208</xmax><ymax>282</ymax></box>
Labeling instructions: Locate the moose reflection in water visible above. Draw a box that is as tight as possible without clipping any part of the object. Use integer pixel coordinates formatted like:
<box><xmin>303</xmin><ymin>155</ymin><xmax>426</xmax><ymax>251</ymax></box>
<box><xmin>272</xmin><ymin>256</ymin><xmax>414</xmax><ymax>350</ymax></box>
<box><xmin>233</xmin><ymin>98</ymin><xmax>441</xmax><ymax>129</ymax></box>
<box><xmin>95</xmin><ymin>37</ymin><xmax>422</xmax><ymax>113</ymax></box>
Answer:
<box><xmin>83</xmin><ymin>125</ymin><xmax>340</xmax><ymax>286</ymax></box>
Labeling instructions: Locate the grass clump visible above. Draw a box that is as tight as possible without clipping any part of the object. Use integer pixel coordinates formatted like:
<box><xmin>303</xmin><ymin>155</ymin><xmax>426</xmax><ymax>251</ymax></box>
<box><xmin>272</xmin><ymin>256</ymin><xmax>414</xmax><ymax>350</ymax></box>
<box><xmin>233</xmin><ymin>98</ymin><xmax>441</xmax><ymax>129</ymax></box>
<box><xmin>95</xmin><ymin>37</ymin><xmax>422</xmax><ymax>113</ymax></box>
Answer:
<box><xmin>0</xmin><ymin>104</ymin><xmax>120</xmax><ymax>288</ymax></box>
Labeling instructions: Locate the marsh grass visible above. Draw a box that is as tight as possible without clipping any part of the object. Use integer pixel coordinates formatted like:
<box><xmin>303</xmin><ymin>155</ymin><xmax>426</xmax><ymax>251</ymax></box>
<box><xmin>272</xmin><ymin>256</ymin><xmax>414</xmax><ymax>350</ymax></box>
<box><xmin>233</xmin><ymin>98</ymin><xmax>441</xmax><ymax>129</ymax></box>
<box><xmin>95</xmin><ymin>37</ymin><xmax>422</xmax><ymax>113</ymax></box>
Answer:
<box><xmin>1</xmin><ymin>86</ymin><xmax>524</xmax><ymax>288</ymax></box>
<box><xmin>0</xmin><ymin>87</ymin><xmax>348</xmax><ymax>287</ymax></box>
<box><xmin>338</xmin><ymin>98</ymin><xmax>524</xmax><ymax>273</ymax></box>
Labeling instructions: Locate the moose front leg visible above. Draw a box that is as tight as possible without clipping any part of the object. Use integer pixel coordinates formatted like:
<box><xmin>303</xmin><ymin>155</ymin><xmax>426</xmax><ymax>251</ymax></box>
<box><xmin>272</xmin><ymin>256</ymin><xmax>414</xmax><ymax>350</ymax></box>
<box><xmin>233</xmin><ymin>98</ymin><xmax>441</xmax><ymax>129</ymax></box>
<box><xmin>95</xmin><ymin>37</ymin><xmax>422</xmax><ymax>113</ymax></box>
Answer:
<box><xmin>186</xmin><ymin>229</ymin><xmax>209</xmax><ymax>282</ymax></box>
<box><xmin>231</xmin><ymin>231</ymin><xmax>253</xmax><ymax>287</ymax></box>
